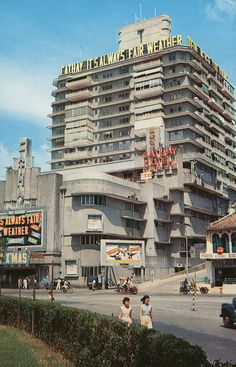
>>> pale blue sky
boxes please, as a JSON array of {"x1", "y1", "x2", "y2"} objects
[{"x1": 0, "y1": 0, "x2": 235, "y2": 177}]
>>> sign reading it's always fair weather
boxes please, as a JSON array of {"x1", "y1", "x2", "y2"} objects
[{"x1": 0, "y1": 210, "x2": 44, "y2": 247}]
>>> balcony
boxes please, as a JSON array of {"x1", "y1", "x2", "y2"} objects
[
  {"x1": 208, "y1": 98, "x2": 224, "y2": 114},
  {"x1": 191, "y1": 84, "x2": 209, "y2": 102},
  {"x1": 222, "y1": 85, "x2": 235, "y2": 101},
  {"x1": 190, "y1": 59, "x2": 202, "y2": 72},
  {"x1": 66, "y1": 89, "x2": 93, "y2": 102},
  {"x1": 64, "y1": 149, "x2": 94, "y2": 160},
  {"x1": 66, "y1": 77, "x2": 93, "y2": 90},
  {"x1": 194, "y1": 111, "x2": 210, "y2": 125},
  {"x1": 120, "y1": 209, "x2": 144, "y2": 221},
  {"x1": 133, "y1": 59, "x2": 163, "y2": 72},
  {"x1": 134, "y1": 85, "x2": 164, "y2": 100}
]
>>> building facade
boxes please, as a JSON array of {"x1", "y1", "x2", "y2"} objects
[
  {"x1": 202, "y1": 210, "x2": 236, "y2": 285},
  {"x1": 0, "y1": 138, "x2": 62, "y2": 287},
  {"x1": 0, "y1": 16, "x2": 236, "y2": 286}
]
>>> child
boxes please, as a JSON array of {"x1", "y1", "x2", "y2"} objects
[
  {"x1": 48, "y1": 291, "x2": 55, "y2": 302},
  {"x1": 118, "y1": 297, "x2": 132, "y2": 325},
  {"x1": 140, "y1": 295, "x2": 153, "y2": 329}
]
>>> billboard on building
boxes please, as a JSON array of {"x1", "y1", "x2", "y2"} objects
[
  {"x1": 0, "y1": 209, "x2": 45, "y2": 248},
  {"x1": 100, "y1": 239, "x2": 145, "y2": 267}
]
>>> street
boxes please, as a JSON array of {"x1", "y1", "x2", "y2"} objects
[{"x1": 2, "y1": 288, "x2": 236, "y2": 363}]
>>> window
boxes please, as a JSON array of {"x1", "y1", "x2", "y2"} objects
[
  {"x1": 103, "y1": 72, "x2": 113, "y2": 79},
  {"x1": 125, "y1": 219, "x2": 140, "y2": 230},
  {"x1": 119, "y1": 67, "x2": 129, "y2": 74},
  {"x1": 212, "y1": 233, "x2": 220, "y2": 253},
  {"x1": 80, "y1": 195, "x2": 106, "y2": 206},
  {"x1": 81, "y1": 266, "x2": 101, "y2": 277},
  {"x1": 231, "y1": 233, "x2": 236, "y2": 253},
  {"x1": 221, "y1": 233, "x2": 230, "y2": 253},
  {"x1": 169, "y1": 130, "x2": 183, "y2": 141},
  {"x1": 87, "y1": 214, "x2": 102, "y2": 231},
  {"x1": 80, "y1": 234, "x2": 101, "y2": 245}
]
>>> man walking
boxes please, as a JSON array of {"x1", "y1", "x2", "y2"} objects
[
  {"x1": 56, "y1": 278, "x2": 61, "y2": 290},
  {"x1": 23, "y1": 277, "x2": 28, "y2": 290}
]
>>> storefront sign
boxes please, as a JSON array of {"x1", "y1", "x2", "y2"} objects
[
  {"x1": 0, "y1": 209, "x2": 44, "y2": 247},
  {"x1": 143, "y1": 146, "x2": 177, "y2": 175},
  {"x1": 100, "y1": 239, "x2": 145, "y2": 267},
  {"x1": 187, "y1": 36, "x2": 227, "y2": 79},
  {"x1": 0, "y1": 250, "x2": 29, "y2": 265},
  {"x1": 200, "y1": 252, "x2": 236, "y2": 260},
  {"x1": 30, "y1": 252, "x2": 44, "y2": 263},
  {"x1": 61, "y1": 35, "x2": 183, "y2": 75}
]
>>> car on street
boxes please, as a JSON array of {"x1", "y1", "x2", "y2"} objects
[{"x1": 220, "y1": 296, "x2": 236, "y2": 328}]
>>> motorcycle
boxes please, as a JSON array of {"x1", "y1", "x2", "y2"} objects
[{"x1": 116, "y1": 285, "x2": 138, "y2": 294}]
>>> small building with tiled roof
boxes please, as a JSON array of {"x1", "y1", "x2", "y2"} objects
[{"x1": 201, "y1": 211, "x2": 236, "y2": 285}]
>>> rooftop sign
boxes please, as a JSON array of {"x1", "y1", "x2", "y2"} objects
[
  {"x1": 60, "y1": 35, "x2": 227, "y2": 81},
  {"x1": 61, "y1": 35, "x2": 183, "y2": 75}
]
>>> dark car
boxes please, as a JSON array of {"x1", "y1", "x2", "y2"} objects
[{"x1": 220, "y1": 297, "x2": 236, "y2": 328}]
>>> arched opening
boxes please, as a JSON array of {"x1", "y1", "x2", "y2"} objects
[
  {"x1": 212, "y1": 233, "x2": 220, "y2": 253},
  {"x1": 231, "y1": 232, "x2": 236, "y2": 253},
  {"x1": 221, "y1": 233, "x2": 230, "y2": 253}
]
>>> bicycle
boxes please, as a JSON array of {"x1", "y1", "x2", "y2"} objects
[{"x1": 61, "y1": 285, "x2": 73, "y2": 294}]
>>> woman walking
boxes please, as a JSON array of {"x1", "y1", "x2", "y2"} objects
[
  {"x1": 118, "y1": 297, "x2": 132, "y2": 325},
  {"x1": 140, "y1": 295, "x2": 153, "y2": 329}
]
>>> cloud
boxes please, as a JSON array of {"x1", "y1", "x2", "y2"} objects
[
  {"x1": 0, "y1": 57, "x2": 54, "y2": 125},
  {"x1": 0, "y1": 143, "x2": 50, "y2": 180},
  {"x1": 206, "y1": 0, "x2": 236, "y2": 20}
]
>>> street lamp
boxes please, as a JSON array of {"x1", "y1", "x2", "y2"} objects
[{"x1": 176, "y1": 222, "x2": 191, "y2": 282}]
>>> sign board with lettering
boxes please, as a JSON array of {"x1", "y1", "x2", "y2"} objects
[
  {"x1": 200, "y1": 252, "x2": 236, "y2": 260},
  {"x1": 0, "y1": 250, "x2": 29, "y2": 266},
  {"x1": 0, "y1": 209, "x2": 45, "y2": 248},
  {"x1": 61, "y1": 35, "x2": 183, "y2": 75},
  {"x1": 143, "y1": 146, "x2": 177, "y2": 177}
]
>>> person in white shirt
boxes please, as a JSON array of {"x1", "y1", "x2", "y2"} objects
[{"x1": 118, "y1": 297, "x2": 132, "y2": 325}]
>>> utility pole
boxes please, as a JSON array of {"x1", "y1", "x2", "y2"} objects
[{"x1": 51, "y1": 260, "x2": 54, "y2": 303}]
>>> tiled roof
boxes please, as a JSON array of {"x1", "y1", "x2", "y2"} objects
[{"x1": 208, "y1": 212, "x2": 236, "y2": 230}]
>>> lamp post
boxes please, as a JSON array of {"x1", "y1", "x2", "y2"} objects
[{"x1": 176, "y1": 222, "x2": 191, "y2": 282}]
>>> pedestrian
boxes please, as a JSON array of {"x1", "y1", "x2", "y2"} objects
[
  {"x1": 92, "y1": 278, "x2": 96, "y2": 291},
  {"x1": 118, "y1": 297, "x2": 132, "y2": 325},
  {"x1": 23, "y1": 277, "x2": 28, "y2": 290},
  {"x1": 18, "y1": 277, "x2": 22, "y2": 289},
  {"x1": 56, "y1": 278, "x2": 61, "y2": 290},
  {"x1": 140, "y1": 295, "x2": 153, "y2": 329},
  {"x1": 48, "y1": 291, "x2": 55, "y2": 302},
  {"x1": 150, "y1": 270, "x2": 154, "y2": 282}
]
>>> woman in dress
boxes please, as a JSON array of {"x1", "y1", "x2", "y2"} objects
[
  {"x1": 140, "y1": 295, "x2": 153, "y2": 329},
  {"x1": 118, "y1": 297, "x2": 132, "y2": 325}
]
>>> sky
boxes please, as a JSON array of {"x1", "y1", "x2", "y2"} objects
[{"x1": 0, "y1": 0, "x2": 235, "y2": 178}]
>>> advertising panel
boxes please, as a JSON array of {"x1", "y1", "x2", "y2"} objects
[
  {"x1": 0, "y1": 250, "x2": 29, "y2": 266},
  {"x1": 0, "y1": 209, "x2": 45, "y2": 248},
  {"x1": 200, "y1": 252, "x2": 236, "y2": 260},
  {"x1": 100, "y1": 239, "x2": 145, "y2": 267}
]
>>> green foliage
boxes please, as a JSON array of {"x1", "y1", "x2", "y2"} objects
[{"x1": 0, "y1": 296, "x2": 234, "y2": 367}]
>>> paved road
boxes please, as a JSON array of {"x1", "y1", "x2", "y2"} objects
[{"x1": 2, "y1": 288, "x2": 236, "y2": 363}]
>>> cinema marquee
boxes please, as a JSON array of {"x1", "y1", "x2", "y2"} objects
[{"x1": 0, "y1": 209, "x2": 45, "y2": 247}]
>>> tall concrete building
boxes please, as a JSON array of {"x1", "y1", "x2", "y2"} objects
[{"x1": 46, "y1": 15, "x2": 236, "y2": 280}]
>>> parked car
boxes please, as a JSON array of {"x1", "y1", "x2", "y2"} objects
[{"x1": 220, "y1": 297, "x2": 236, "y2": 328}]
